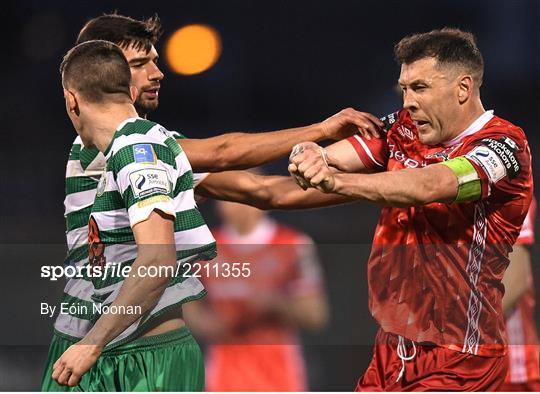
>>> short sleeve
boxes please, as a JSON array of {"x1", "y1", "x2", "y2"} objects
[
  {"x1": 111, "y1": 143, "x2": 177, "y2": 227},
  {"x1": 461, "y1": 134, "x2": 531, "y2": 200},
  {"x1": 346, "y1": 134, "x2": 389, "y2": 172}
]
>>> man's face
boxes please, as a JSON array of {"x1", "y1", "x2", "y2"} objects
[
  {"x1": 398, "y1": 57, "x2": 461, "y2": 145},
  {"x1": 122, "y1": 44, "x2": 164, "y2": 117}
]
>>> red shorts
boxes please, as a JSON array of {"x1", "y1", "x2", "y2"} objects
[{"x1": 356, "y1": 329, "x2": 508, "y2": 391}]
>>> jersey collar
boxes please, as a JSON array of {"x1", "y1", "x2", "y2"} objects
[
  {"x1": 103, "y1": 117, "x2": 143, "y2": 158},
  {"x1": 443, "y1": 110, "x2": 494, "y2": 147}
]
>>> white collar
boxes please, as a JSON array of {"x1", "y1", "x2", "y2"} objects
[
  {"x1": 221, "y1": 217, "x2": 277, "y2": 245},
  {"x1": 443, "y1": 110, "x2": 494, "y2": 147}
]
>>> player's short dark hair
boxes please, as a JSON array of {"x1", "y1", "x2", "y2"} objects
[
  {"x1": 76, "y1": 13, "x2": 163, "y2": 53},
  {"x1": 394, "y1": 28, "x2": 484, "y2": 85},
  {"x1": 60, "y1": 40, "x2": 132, "y2": 103}
]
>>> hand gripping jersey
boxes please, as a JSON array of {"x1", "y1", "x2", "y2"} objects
[
  {"x1": 55, "y1": 118, "x2": 215, "y2": 346},
  {"x1": 346, "y1": 109, "x2": 533, "y2": 356},
  {"x1": 504, "y1": 198, "x2": 540, "y2": 388}
]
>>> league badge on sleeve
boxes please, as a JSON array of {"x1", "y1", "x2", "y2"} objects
[{"x1": 133, "y1": 144, "x2": 156, "y2": 164}]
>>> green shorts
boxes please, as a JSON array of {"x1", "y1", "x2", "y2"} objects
[{"x1": 41, "y1": 327, "x2": 204, "y2": 392}]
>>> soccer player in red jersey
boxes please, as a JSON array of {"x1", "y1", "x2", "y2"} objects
[
  {"x1": 285, "y1": 28, "x2": 533, "y2": 391},
  {"x1": 184, "y1": 200, "x2": 328, "y2": 391},
  {"x1": 500, "y1": 199, "x2": 540, "y2": 391},
  {"x1": 188, "y1": 28, "x2": 533, "y2": 390}
]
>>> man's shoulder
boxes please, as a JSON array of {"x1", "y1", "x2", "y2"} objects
[{"x1": 469, "y1": 115, "x2": 527, "y2": 144}]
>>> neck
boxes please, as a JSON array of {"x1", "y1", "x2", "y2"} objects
[
  {"x1": 81, "y1": 103, "x2": 139, "y2": 153},
  {"x1": 451, "y1": 96, "x2": 485, "y2": 139}
]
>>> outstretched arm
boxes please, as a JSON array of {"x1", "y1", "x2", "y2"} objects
[
  {"x1": 289, "y1": 143, "x2": 459, "y2": 207},
  {"x1": 179, "y1": 108, "x2": 383, "y2": 172},
  {"x1": 195, "y1": 171, "x2": 354, "y2": 210},
  {"x1": 194, "y1": 136, "x2": 367, "y2": 209}
]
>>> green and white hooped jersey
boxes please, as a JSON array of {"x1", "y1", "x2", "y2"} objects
[{"x1": 55, "y1": 120, "x2": 214, "y2": 347}]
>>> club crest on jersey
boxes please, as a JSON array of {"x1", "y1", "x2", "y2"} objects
[
  {"x1": 96, "y1": 172, "x2": 107, "y2": 197},
  {"x1": 133, "y1": 144, "x2": 156, "y2": 164}
]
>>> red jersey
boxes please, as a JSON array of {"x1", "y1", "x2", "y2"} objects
[
  {"x1": 203, "y1": 218, "x2": 323, "y2": 391},
  {"x1": 504, "y1": 198, "x2": 540, "y2": 387},
  {"x1": 347, "y1": 109, "x2": 533, "y2": 357}
]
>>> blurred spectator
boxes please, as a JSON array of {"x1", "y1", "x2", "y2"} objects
[
  {"x1": 501, "y1": 199, "x2": 540, "y2": 391},
  {"x1": 184, "y1": 200, "x2": 329, "y2": 391}
]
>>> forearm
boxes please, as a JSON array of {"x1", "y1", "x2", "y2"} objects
[
  {"x1": 196, "y1": 172, "x2": 354, "y2": 210},
  {"x1": 180, "y1": 124, "x2": 325, "y2": 172},
  {"x1": 81, "y1": 254, "x2": 175, "y2": 347},
  {"x1": 332, "y1": 165, "x2": 458, "y2": 207}
]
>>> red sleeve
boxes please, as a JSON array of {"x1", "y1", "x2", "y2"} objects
[
  {"x1": 460, "y1": 128, "x2": 532, "y2": 201},
  {"x1": 516, "y1": 198, "x2": 536, "y2": 245},
  {"x1": 346, "y1": 134, "x2": 388, "y2": 172}
]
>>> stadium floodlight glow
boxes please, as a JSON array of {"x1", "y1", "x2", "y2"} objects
[{"x1": 165, "y1": 24, "x2": 222, "y2": 76}]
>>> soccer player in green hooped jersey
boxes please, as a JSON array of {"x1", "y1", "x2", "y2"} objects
[
  {"x1": 43, "y1": 13, "x2": 381, "y2": 391},
  {"x1": 50, "y1": 40, "x2": 218, "y2": 390}
]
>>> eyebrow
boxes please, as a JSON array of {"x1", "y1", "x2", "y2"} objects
[
  {"x1": 128, "y1": 54, "x2": 159, "y2": 64},
  {"x1": 398, "y1": 79, "x2": 429, "y2": 87}
]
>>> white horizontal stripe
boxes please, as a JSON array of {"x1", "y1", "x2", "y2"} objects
[
  {"x1": 64, "y1": 189, "x2": 96, "y2": 215},
  {"x1": 54, "y1": 313, "x2": 91, "y2": 339},
  {"x1": 103, "y1": 171, "x2": 119, "y2": 192},
  {"x1": 174, "y1": 224, "x2": 216, "y2": 250},
  {"x1": 66, "y1": 226, "x2": 88, "y2": 249},
  {"x1": 111, "y1": 130, "x2": 168, "y2": 154},
  {"x1": 66, "y1": 160, "x2": 85, "y2": 178},
  {"x1": 173, "y1": 188, "x2": 197, "y2": 213},
  {"x1": 64, "y1": 277, "x2": 95, "y2": 303},
  {"x1": 128, "y1": 200, "x2": 176, "y2": 228},
  {"x1": 108, "y1": 277, "x2": 204, "y2": 345},
  {"x1": 91, "y1": 208, "x2": 130, "y2": 231}
]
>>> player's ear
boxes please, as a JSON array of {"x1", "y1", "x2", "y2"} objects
[
  {"x1": 64, "y1": 89, "x2": 80, "y2": 116},
  {"x1": 129, "y1": 85, "x2": 138, "y2": 103},
  {"x1": 457, "y1": 74, "x2": 473, "y2": 104}
]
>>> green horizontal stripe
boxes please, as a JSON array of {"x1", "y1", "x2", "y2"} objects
[
  {"x1": 174, "y1": 170, "x2": 193, "y2": 195},
  {"x1": 66, "y1": 244, "x2": 89, "y2": 263},
  {"x1": 65, "y1": 176, "x2": 99, "y2": 195},
  {"x1": 60, "y1": 293, "x2": 95, "y2": 321},
  {"x1": 119, "y1": 119, "x2": 156, "y2": 136},
  {"x1": 173, "y1": 208, "x2": 207, "y2": 232},
  {"x1": 80, "y1": 147, "x2": 101, "y2": 170},
  {"x1": 92, "y1": 190, "x2": 125, "y2": 213},
  {"x1": 66, "y1": 205, "x2": 92, "y2": 231},
  {"x1": 165, "y1": 135, "x2": 184, "y2": 156}
]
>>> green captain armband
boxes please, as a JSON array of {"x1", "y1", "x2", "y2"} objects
[{"x1": 441, "y1": 157, "x2": 482, "y2": 203}]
